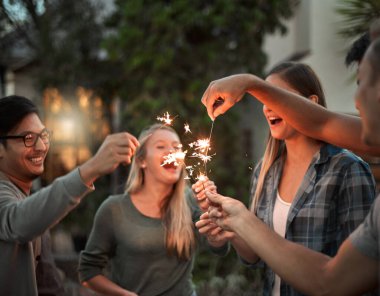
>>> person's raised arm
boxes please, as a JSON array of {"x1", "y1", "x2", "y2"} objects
[
  {"x1": 207, "y1": 191, "x2": 377, "y2": 296},
  {"x1": 79, "y1": 132, "x2": 139, "y2": 186},
  {"x1": 202, "y1": 74, "x2": 380, "y2": 156}
]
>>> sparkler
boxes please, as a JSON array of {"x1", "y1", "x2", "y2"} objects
[
  {"x1": 157, "y1": 111, "x2": 176, "y2": 125},
  {"x1": 156, "y1": 111, "x2": 216, "y2": 189}
]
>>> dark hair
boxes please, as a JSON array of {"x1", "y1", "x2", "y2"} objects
[
  {"x1": 0, "y1": 96, "x2": 39, "y2": 144},
  {"x1": 267, "y1": 61, "x2": 327, "y2": 108},
  {"x1": 345, "y1": 32, "x2": 370, "y2": 68},
  {"x1": 367, "y1": 38, "x2": 380, "y2": 85}
]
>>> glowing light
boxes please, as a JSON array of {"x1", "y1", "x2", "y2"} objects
[
  {"x1": 184, "y1": 123, "x2": 191, "y2": 134},
  {"x1": 157, "y1": 111, "x2": 175, "y2": 125},
  {"x1": 161, "y1": 150, "x2": 187, "y2": 167},
  {"x1": 155, "y1": 113, "x2": 216, "y2": 184},
  {"x1": 196, "y1": 173, "x2": 207, "y2": 182}
]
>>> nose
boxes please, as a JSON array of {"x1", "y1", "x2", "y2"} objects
[
  {"x1": 263, "y1": 104, "x2": 271, "y2": 112},
  {"x1": 34, "y1": 136, "x2": 48, "y2": 150}
]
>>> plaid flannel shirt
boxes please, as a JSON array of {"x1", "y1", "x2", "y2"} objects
[{"x1": 249, "y1": 144, "x2": 376, "y2": 296}]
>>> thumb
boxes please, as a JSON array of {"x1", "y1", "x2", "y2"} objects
[{"x1": 205, "y1": 191, "x2": 221, "y2": 205}]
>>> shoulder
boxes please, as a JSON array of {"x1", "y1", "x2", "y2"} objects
[
  {"x1": 96, "y1": 194, "x2": 127, "y2": 215},
  {"x1": 323, "y1": 144, "x2": 370, "y2": 170},
  {"x1": 0, "y1": 179, "x2": 24, "y2": 201}
]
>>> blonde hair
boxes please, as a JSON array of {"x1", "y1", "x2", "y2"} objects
[
  {"x1": 125, "y1": 124, "x2": 195, "y2": 260},
  {"x1": 251, "y1": 62, "x2": 327, "y2": 212}
]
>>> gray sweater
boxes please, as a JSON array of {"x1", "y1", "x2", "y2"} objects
[
  {"x1": 79, "y1": 193, "x2": 228, "y2": 296},
  {"x1": 0, "y1": 169, "x2": 93, "y2": 296}
]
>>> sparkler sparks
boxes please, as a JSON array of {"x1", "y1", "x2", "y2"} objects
[
  {"x1": 161, "y1": 150, "x2": 187, "y2": 167},
  {"x1": 184, "y1": 123, "x2": 191, "y2": 134},
  {"x1": 157, "y1": 111, "x2": 175, "y2": 125},
  {"x1": 156, "y1": 111, "x2": 216, "y2": 184}
]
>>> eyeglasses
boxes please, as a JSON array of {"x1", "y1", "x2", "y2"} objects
[{"x1": 0, "y1": 129, "x2": 52, "y2": 147}]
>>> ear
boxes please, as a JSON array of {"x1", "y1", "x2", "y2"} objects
[
  {"x1": 140, "y1": 161, "x2": 147, "y2": 169},
  {"x1": 0, "y1": 144, "x2": 5, "y2": 159},
  {"x1": 309, "y1": 95, "x2": 319, "y2": 104}
]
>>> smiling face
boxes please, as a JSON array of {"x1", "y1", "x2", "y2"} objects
[
  {"x1": 140, "y1": 128, "x2": 184, "y2": 186},
  {"x1": 0, "y1": 113, "x2": 50, "y2": 189},
  {"x1": 264, "y1": 74, "x2": 300, "y2": 140}
]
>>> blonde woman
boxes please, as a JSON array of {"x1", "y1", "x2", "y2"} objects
[
  {"x1": 78, "y1": 124, "x2": 227, "y2": 296},
  {"x1": 196, "y1": 62, "x2": 376, "y2": 296}
]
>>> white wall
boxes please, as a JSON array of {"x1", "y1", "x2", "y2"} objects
[{"x1": 264, "y1": 0, "x2": 358, "y2": 114}]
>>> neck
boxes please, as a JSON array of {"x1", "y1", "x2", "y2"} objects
[
  {"x1": 135, "y1": 176, "x2": 173, "y2": 205},
  {"x1": 284, "y1": 136, "x2": 322, "y2": 165},
  {"x1": 7, "y1": 174, "x2": 32, "y2": 195}
]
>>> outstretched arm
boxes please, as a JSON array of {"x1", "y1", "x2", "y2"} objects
[
  {"x1": 202, "y1": 74, "x2": 380, "y2": 156},
  {"x1": 79, "y1": 132, "x2": 139, "y2": 186},
  {"x1": 206, "y1": 191, "x2": 378, "y2": 296}
]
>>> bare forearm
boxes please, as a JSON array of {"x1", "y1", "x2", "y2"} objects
[
  {"x1": 232, "y1": 211, "x2": 331, "y2": 295},
  {"x1": 231, "y1": 235, "x2": 260, "y2": 264},
  {"x1": 232, "y1": 212, "x2": 378, "y2": 296},
  {"x1": 243, "y1": 74, "x2": 380, "y2": 155}
]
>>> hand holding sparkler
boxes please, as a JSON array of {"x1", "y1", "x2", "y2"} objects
[
  {"x1": 192, "y1": 176, "x2": 217, "y2": 212},
  {"x1": 201, "y1": 74, "x2": 253, "y2": 120},
  {"x1": 195, "y1": 211, "x2": 234, "y2": 247}
]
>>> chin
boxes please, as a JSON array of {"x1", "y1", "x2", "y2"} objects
[{"x1": 362, "y1": 133, "x2": 380, "y2": 146}]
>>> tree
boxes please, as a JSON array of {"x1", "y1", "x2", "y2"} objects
[
  {"x1": 0, "y1": 0, "x2": 108, "y2": 91},
  {"x1": 336, "y1": 0, "x2": 380, "y2": 39}
]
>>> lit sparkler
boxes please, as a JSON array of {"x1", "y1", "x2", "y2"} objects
[
  {"x1": 157, "y1": 111, "x2": 175, "y2": 125},
  {"x1": 184, "y1": 123, "x2": 191, "y2": 134},
  {"x1": 161, "y1": 150, "x2": 187, "y2": 167},
  {"x1": 155, "y1": 112, "x2": 216, "y2": 186}
]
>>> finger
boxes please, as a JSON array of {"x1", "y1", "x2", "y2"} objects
[
  {"x1": 200, "y1": 212, "x2": 210, "y2": 219},
  {"x1": 208, "y1": 207, "x2": 222, "y2": 219},
  {"x1": 213, "y1": 98, "x2": 234, "y2": 118},
  {"x1": 201, "y1": 84, "x2": 217, "y2": 121},
  {"x1": 205, "y1": 191, "x2": 223, "y2": 206},
  {"x1": 195, "y1": 219, "x2": 209, "y2": 228},
  {"x1": 210, "y1": 226, "x2": 223, "y2": 236}
]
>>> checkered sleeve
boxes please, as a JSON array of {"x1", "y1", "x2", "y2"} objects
[{"x1": 337, "y1": 160, "x2": 376, "y2": 241}]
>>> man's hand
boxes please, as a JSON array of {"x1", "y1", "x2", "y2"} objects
[
  {"x1": 195, "y1": 212, "x2": 234, "y2": 247},
  {"x1": 206, "y1": 191, "x2": 249, "y2": 232},
  {"x1": 79, "y1": 132, "x2": 139, "y2": 185}
]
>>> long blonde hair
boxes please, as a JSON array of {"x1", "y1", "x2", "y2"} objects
[
  {"x1": 251, "y1": 62, "x2": 327, "y2": 212},
  {"x1": 125, "y1": 124, "x2": 195, "y2": 260}
]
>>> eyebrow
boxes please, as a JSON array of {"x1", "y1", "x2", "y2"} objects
[
  {"x1": 153, "y1": 139, "x2": 181, "y2": 145},
  {"x1": 15, "y1": 128, "x2": 47, "y2": 135}
]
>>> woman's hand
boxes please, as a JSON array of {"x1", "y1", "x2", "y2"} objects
[{"x1": 192, "y1": 176, "x2": 217, "y2": 212}]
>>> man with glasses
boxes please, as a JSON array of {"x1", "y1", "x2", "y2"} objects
[{"x1": 0, "y1": 95, "x2": 139, "y2": 296}]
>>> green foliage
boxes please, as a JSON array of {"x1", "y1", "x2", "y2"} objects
[
  {"x1": 1, "y1": 0, "x2": 107, "y2": 90},
  {"x1": 336, "y1": 0, "x2": 380, "y2": 38}
]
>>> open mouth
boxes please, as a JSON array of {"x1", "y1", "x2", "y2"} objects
[
  {"x1": 269, "y1": 117, "x2": 283, "y2": 125},
  {"x1": 29, "y1": 155, "x2": 45, "y2": 164},
  {"x1": 161, "y1": 162, "x2": 178, "y2": 169}
]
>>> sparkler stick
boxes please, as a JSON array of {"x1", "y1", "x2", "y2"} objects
[{"x1": 156, "y1": 111, "x2": 215, "y2": 192}]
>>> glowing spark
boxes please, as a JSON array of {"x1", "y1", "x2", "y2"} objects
[
  {"x1": 190, "y1": 152, "x2": 213, "y2": 163},
  {"x1": 196, "y1": 173, "x2": 207, "y2": 182},
  {"x1": 157, "y1": 111, "x2": 174, "y2": 125},
  {"x1": 184, "y1": 123, "x2": 191, "y2": 134},
  {"x1": 186, "y1": 166, "x2": 194, "y2": 176},
  {"x1": 189, "y1": 138, "x2": 210, "y2": 153},
  {"x1": 161, "y1": 150, "x2": 187, "y2": 167}
]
